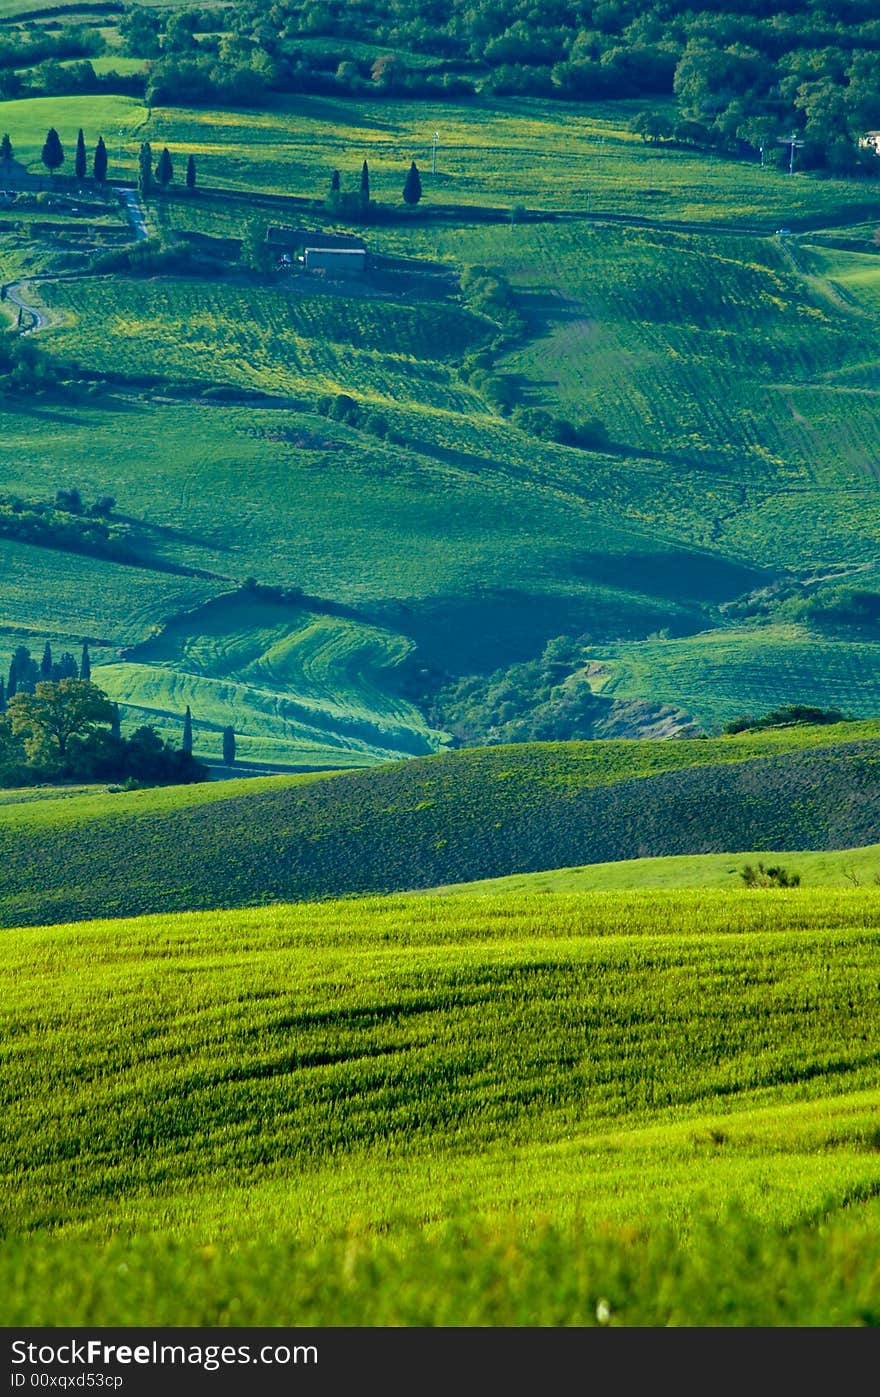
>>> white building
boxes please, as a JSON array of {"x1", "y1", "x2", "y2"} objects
[{"x1": 302, "y1": 247, "x2": 367, "y2": 276}]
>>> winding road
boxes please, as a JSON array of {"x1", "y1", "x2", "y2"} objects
[
  {"x1": 2, "y1": 184, "x2": 148, "y2": 334},
  {"x1": 3, "y1": 280, "x2": 49, "y2": 332}
]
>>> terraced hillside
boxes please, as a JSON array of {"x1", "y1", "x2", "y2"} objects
[
  {"x1": 3, "y1": 725, "x2": 880, "y2": 926},
  {"x1": 4, "y1": 886, "x2": 880, "y2": 1325}
]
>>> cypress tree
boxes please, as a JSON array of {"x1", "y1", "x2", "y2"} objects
[
  {"x1": 138, "y1": 140, "x2": 153, "y2": 196},
  {"x1": 182, "y1": 704, "x2": 193, "y2": 755},
  {"x1": 93, "y1": 135, "x2": 107, "y2": 184},
  {"x1": 403, "y1": 160, "x2": 422, "y2": 206},
  {"x1": 10, "y1": 644, "x2": 35, "y2": 694},
  {"x1": 41, "y1": 641, "x2": 53, "y2": 679},
  {"x1": 41, "y1": 127, "x2": 64, "y2": 174},
  {"x1": 330, "y1": 168, "x2": 340, "y2": 192},
  {"x1": 185, "y1": 153, "x2": 196, "y2": 191},
  {"x1": 222, "y1": 725, "x2": 236, "y2": 765},
  {"x1": 80, "y1": 641, "x2": 91, "y2": 681},
  {"x1": 360, "y1": 159, "x2": 370, "y2": 205},
  {"x1": 0, "y1": 676, "x2": 5, "y2": 712},
  {"x1": 155, "y1": 146, "x2": 174, "y2": 189},
  {"x1": 0, "y1": 134, "x2": 12, "y2": 161},
  {"x1": 75, "y1": 127, "x2": 87, "y2": 182}
]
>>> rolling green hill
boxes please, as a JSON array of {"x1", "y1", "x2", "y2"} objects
[
  {"x1": 4, "y1": 93, "x2": 880, "y2": 759},
  {"x1": 432, "y1": 842, "x2": 880, "y2": 894},
  {"x1": 3, "y1": 885, "x2": 880, "y2": 1325},
  {"x1": 1, "y1": 92, "x2": 880, "y2": 759},
  {"x1": 3, "y1": 725, "x2": 880, "y2": 926}
]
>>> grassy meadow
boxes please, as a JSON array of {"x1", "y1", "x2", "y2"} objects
[
  {"x1": 434, "y1": 842, "x2": 880, "y2": 894},
  {"x1": 136, "y1": 94, "x2": 880, "y2": 225},
  {"x1": 1, "y1": 90, "x2": 879, "y2": 750},
  {"x1": 3, "y1": 72, "x2": 880, "y2": 1331},
  {"x1": 590, "y1": 624, "x2": 880, "y2": 731},
  {"x1": 3, "y1": 886, "x2": 880, "y2": 1324},
  {"x1": 3, "y1": 726, "x2": 880, "y2": 925}
]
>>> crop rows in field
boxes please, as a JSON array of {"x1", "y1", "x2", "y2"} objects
[
  {"x1": 43, "y1": 277, "x2": 490, "y2": 414},
  {"x1": 0, "y1": 393, "x2": 730, "y2": 734},
  {"x1": 434, "y1": 223, "x2": 880, "y2": 488},
  {"x1": 593, "y1": 624, "x2": 880, "y2": 729},
  {"x1": 92, "y1": 592, "x2": 448, "y2": 766},
  {"x1": 2, "y1": 372, "x2": 752, "y2": 621},
  {"x1": 0, "y1": 538, "x2": 222, "y2": 652},
  {"x1": 3, "y1": 730, "x2": 880, "y2": 924}
]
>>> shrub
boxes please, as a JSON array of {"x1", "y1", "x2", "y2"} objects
[{"x1": 740, "y1": 862, "x2": 801, "y2": 888}]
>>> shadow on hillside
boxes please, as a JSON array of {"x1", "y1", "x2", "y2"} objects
[
  {"x1": 568, "y1": 549, "x2": 772, "y2": 604},
  {"x1": 367, "y1": 587, "x2": 707, "y2": 677},
  {"x1": 514, "y1": 288, "x2": 591, "y2": 339},
  {"x1": 272, "y1": 92, "x2": 395, "y2": 132},
  {"x1": 112, "y1": 513, "x2": 232, "y2": 555}
]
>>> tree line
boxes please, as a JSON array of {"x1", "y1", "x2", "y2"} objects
[
  {"x1": 0, "y1": 643, "x2": 239, "y2": 786},
  {"x1": 3, "y1": 3, "x2": 880, "y2": 170},
  {"x1": 98, "y1": 0, "x2": 880, "y2": 172},
  {"x1": 4, "y1": 128, "x2": 199, "y2": 194}
]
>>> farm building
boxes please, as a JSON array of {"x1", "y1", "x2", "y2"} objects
[
  {"x1": 303, "y1": 246, "x2": 367, "y2": 276},
  {"x1": 267, "y1": 226, "x2": 365, "y2": 254},
  {"x1": 858, "y1": 131, "x2": 880, "y2": 154}
]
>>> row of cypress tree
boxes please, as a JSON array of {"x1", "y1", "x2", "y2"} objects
[
  {"x1": 0, "y1": 640, "x2": 91, "y2": 709},
  {"x1": 181, "y1": 704, "x2": 236, "y2": 766},
  {"x1": 1, "y1": 661, "x2": 236, "y2": 767},
  {"x1": 328, "y1": 158, "x2": 423, "y2": 206},
  {"x1": 137, "y1": 140, "x2": 197, "y2": 194},
  {"x1": 2, "y1": 128, "x2": 199, "y2": 193}
]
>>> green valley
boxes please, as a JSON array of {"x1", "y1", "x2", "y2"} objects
[{"x1": 3, "y1": 0, "x2": 880, "y2": 1333}]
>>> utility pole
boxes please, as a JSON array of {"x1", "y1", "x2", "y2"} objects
[
  {"x1": 432, "y1": 130, "x2": 439, "y2": 174},
  {"x1": 778, "y1": 132, "x2": 804, "y2": 175},
  {"x1": 117, "y1": 126, "x2": 125, "y2": 174}
]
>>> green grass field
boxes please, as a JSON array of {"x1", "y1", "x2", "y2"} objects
[
  {"x1": 0, "y1": 90, "x2": 875, "y2": 226},
  {"x1": 589, "y1": 624, "x2": 880, "y2": 730},
  {"x1": 3, "y1": 91, "x2": 880, "y2": 755},
  {"x1": 93, "y1": 591, "x2": 450, "y2": 766},
  {"x1": 3, "y1": 885, "x2": 880, "y2": 1324},
  {"x1": 0, "y1": 95, "x2": 148, "y2": 171},
  {"x1": 139, "y1": 94, "x2": 880, "y2": 225},
  {"x1": 4, "y1": 78, "x2": 880, "y2": 1330},
  {"x1": 3, "y1": 726, "x2": 880, "y2": 925},
  {"x1": 0, "y1": 535, "x2": 223, "y2": 649},
  {"x1": 433, "y1": 841, "x2": 880, "y2": 893}
]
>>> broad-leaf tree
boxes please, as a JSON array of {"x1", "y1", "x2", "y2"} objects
[{"x1": 9, "y1": 679, "x2": 115, "y2": 763}]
